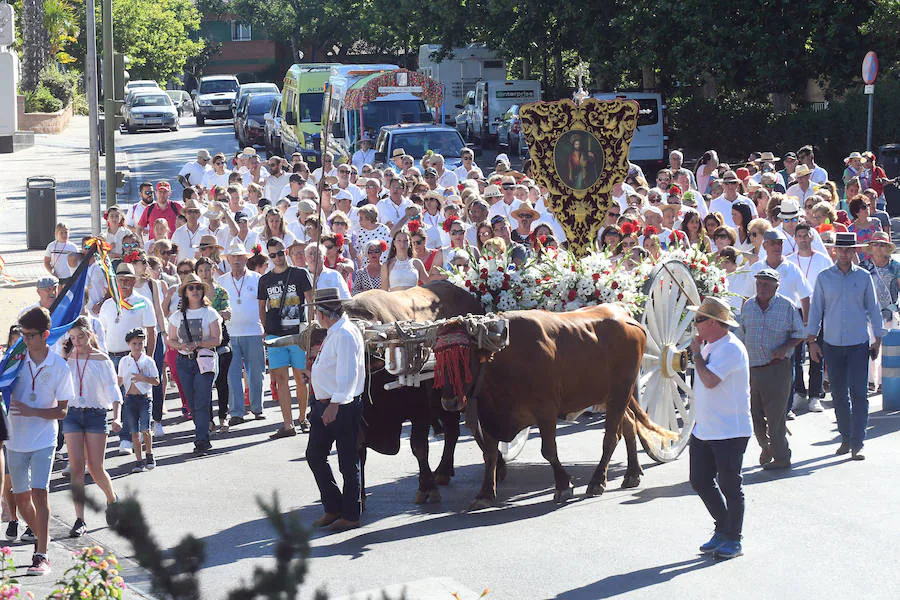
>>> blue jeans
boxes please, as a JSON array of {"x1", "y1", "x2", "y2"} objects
[
  {"x1": 176, "y1": 354, "x2": 213, "y2": 443},
  {"x1": 228, "y1": 335, "x2": 265, "y2": 417},
  {"x1": 306, "y1": 396, "x2": 362, "y2": 521},
  {"x1": 152, "y1": 335, "x2": 166, "y2": 422},
  {"x1": 109, "y1": 354, "x2": 131, "y2": 444},
  {"x1": 689, "y1": 435, "x2": 749, "y2": 541},
  {"x1": 822, "y1": 342, "x2": 869, "y2": 450}
]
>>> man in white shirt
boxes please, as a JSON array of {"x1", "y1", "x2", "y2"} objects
[
  {"x1": 432, "y1": 154, "x2": 459, "y2": 189},
  {"x1": 8, "y1": 307, "x2": 74, "y2": 575},
  {"x1": 169, "y1": 199, "x2": 211, "y2": 262},
  {"x1": 242, "y1": 152, "x2": 270, "y2": 188},
  {"x1": 487, "y1": 176, "x2": 523, "y2": 220},
  {"x1": 217, "y1": 240, "x2": 266, "y2": 424},
  {"x1": 454, "y1": 147, "x2": 477, "y2": 182},
  {"x1": 708, "y1": 171, "x2": 757, "y2": 227},
  {"x1": 388, "y1": 148, "x2": 405, "y2": 174},
  {"x1": 797, "y1": 145, "x2": 829, "y2": 184},
  {"x1": 305, "y1": 287, "x2": 366, "y2": 531},
  {"x1": 784, "y1": 164, "x2": 818, "y2": 205},
  {"x1": 177, "y1": 149, "x2": 212, "y2": 189},
  {"x1": 335, "y1": 163, "x2": 363, "y2": 204},
  {"x1": 750, "y1": 230, "x2": 812, "y2": 316},
  {"x1": 201, "y1": 153, "x2": 232, "y2": 190},
  {"x1": 332, "y1": 191, "x2": 360, "y2": 232},
  {"x1": 263, "y1": 156, "x2": 291, "y2": 201},
  {"x1": 305, "y1": 243, "x2": 350, "y2": 299},
  {"x1": 125, "y1": 182, "x2": 154, "y2": 236},
  {"x1": 310, "y1": 152, "x2": 338, "y2": 185},
  {"x1": 771, "y1": 198, "x2": 829, "y2": 257},
  {"x1": 687, "y1": 297, "x2": 752, "y2": 560},
  {"x1": 98, "y1": 263, "x2": 157, "y2": 455},
  {"x1": 351, "y1": 135, "x2": 375, "y2": 172},
  {"x1": 376, "y1": 179, "x2": 414, "y2": 228}
]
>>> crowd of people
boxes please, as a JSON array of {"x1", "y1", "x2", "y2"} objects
[{"x1": 4, "y1": 139, "x2": 896, "y2": 571}]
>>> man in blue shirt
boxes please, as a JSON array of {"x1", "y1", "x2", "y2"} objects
[{"x1": 807, "y1": 232, "x2": 884, "y2": 460}]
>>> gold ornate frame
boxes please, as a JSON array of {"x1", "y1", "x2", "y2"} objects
[{"x1": 520, "y1": 99, "x2": 639, "y2": 256}]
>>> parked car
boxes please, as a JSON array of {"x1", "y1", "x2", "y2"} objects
[
  {"x1": 124, "y1": 80, "x2": 160, "y2": 95},
  {"x1": 455, "y1": 90, "x2": 475, "y2": 140},
  {"x1": 166, "y1": 90, "x2": 193, "y2": 116},
  {"x1": 232, "y1": 94, "x2": 251, "y2": 139},
  {"x1": 264, "y1": 96, "x2": 282, "y2": 156},
  {"x1": 496, "y1": 104, "x2": 528, "y2": 156},
  {"x1": 232, "y1": 82, "x2": 280, "y2": 112},
  {"x1": 373, "y1": 123, "x2": 477, "y2": 172},
  {"x1": 234, "y1": 92, "x2": 280, "y2": 148},
  {"x1": 193, "y1": 75, "x2": 240, "y2": 126},
  {"x1": 124, "y1": 91, "x2": 179, "y2": 133}
]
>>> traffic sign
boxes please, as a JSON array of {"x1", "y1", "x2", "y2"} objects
[{"x1": 863, "y1": 51, "x2": 879, "y2": 85}]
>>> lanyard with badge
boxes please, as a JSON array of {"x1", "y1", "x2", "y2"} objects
[
  {"x1": 231, "y1": 273, "x2": 246, "y2": 305},
  {"x1": 26, "y1": 362, "x2": 45, "y2": 403},
  {"x1": 75, "y1": 353, "x2": 90, "y2": 403}
]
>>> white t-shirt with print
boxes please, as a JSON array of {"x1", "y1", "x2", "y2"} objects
[{"x1": 168, "y1": 306, "x2": 222, "y2": 354}]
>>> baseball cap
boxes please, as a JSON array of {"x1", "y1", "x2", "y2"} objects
[
  {"x1": 125, "y1": 328, "x2": 146, "y2": 343},
  {"x1": 156, "y1": 181, "x2": 171, "y2": 191},
  {"x1": 197, "y1": 149, "x2": 211, "y2": 160},
  {"x1": 234, "y1": 211, "x2": 249, "y2": 222},
  {"x1": 755, "y1": 268, "x2": 780, "y2": 282},
  {"x1": 763, "y1": 229, "x2": 786, "y2": 242},
  {"x1": 36, "y1": 276, "x2": 59, "y2": 289}
]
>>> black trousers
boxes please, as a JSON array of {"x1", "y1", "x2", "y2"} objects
[
  {"x1": 213, "y1": 350, "x2": 232, "y2": 423},
  {"x1": 306, "y1": 396, "x2": 362, "y2": 521},
  {"x1": 689, "y1": 435, "x2": 749, "y2": 541}
]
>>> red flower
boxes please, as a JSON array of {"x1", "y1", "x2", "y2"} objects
[
  {"x1": 617, "y1": 292, "x2": 624, "y2": 300},
  {"x1": 539, "y1": 235, "x2": 548, "y2": 245},
  {"x1": 379, "y1": 240, "x2": 389, "y2": 252},
  {"x1": 592, "y1": 273, "x2": 600, "y2": 281},
  {"x1": 442, "y1": 215, "x2": 460, "y2": 233},
  {"x1": 611, "y1": 281, "x2": 619, "y2": 289},
  {"x1": 673, "y1": 230, "x2": 686, "y2": 241},
  {"x1": 544, "y1": 290, "x2": 552, "y2": 296},
  {"x1": 643, "y1": 226, "x2": 659, "y2": 237},
  {"x1": 817, "y1": 223, "x2": 835, "y2": 233},
  {"x1": 479, "y1": 283, "x2": 487, "y2": 292},
  {"x1": 621, "y1": 221, "x2": 638, "y2": 236},
  {"x1": 594, "y1": 289, "x2": 601, "y2": 298},
  {"x1": 123, "y1": 250, "x2": 142, "y2": 263},
  {"x1": 334, "y1": 233, "x2": 345, "y2": 248},
  {"x1": 720, "y1": 276, "x2": 726, "y2": 284},
  {"x1": 567, "y1": 289, "x2": 577, "y2": 301},
  {"x1": 713, "y1": 286, "x2": 720, "y2": 294},
  {"x1": 252, "y1": 243, "x2": 263, "y2": 255},
  {"x1": 668, "y1": 184, "x2": 683, "y2": 196}
]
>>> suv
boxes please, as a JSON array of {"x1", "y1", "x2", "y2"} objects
[
  {"x1": 373, "y1": 123, "x2": 474, "y2": 172},
  {"x1": 193, "y1": 75, "x2": 240, "y2": 126}
]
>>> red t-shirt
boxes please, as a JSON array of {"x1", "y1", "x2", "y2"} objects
[{"x1": 138, "y1": 201, "x2": 183, "y2": 239}]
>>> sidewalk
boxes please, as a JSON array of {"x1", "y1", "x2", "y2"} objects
[{"x1": 0, "y1": 115, "x2": 130, "y2": 285}]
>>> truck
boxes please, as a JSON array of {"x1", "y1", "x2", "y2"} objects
[
  {"x1": 279, "y1": 63, "x2": 339, "y2": 166},
  {"x1": 463, "y1": 79, "x2": 541, "y2": 146},
  {"x1": 417, "y1": 44, "x2": 506, "y2": 125},
  {"x1": 324, "y1": 65, "x2": 444, "y2": 162},
  {"x1": 592, "y1": 92, "x2": 668, "y2": 171}
]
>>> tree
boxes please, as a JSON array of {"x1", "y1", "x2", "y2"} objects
[
  {"x1": 21, "y1": 0, "x2": 49, "y2": 91},
  {"x1": 106, "y1": 0, "x2": 204, "y2": 83},
  {"x1": 43, "y1": 0, "x2": 80, "y2": 64}
]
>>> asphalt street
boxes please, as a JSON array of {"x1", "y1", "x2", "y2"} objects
[{"x1": 4, "y1": 116, "x2": 900, "y2": 599}]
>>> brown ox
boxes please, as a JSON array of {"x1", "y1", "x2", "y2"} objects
[
  {"x1": 437, "y1": 304, "x2": 676, "y2": 508},
  {"x1": 340, "y1": 281, "x2": 484, "y2": 505}
]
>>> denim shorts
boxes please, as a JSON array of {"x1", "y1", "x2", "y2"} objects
[
  {"x1": 62, "y1": 407, "x2": 109, "y2": 435},
  {"x1": 123, "y1": 394, "x2": 152, "y2": 434},
  {"x1": 7, "y1": 446, "x2": 55, "y2": 494},
  {"x1": 265, "y1": 335, "x2": 307, "y2": 370}
]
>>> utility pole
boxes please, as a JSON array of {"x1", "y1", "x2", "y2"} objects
[
  {"x1": 85, "y1": 0, "x2": 101, "y2": 234},
  {"x1": 101, "y1": 0, "x2": 116, "y2": 208}
]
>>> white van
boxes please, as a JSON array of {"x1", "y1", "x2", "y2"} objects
[
  {"x1": 468, "y1": 80, "x2": 541, "y2": 145},
  {"x1": 592, "y1": 92, "x2": 668, "y2": 170}
]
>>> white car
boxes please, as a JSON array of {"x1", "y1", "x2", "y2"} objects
[
  {"x1": 125, "y1": 92, "x2": 179, "y2": 133},
  {"x1": 124, "y1": 80, "x2": 161, "y2": 95}
]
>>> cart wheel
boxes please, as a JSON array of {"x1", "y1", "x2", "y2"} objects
[{"x1": 637, "y1": 260, "x2": 700, "y2": 462}]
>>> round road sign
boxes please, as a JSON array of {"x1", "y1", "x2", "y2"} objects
[{"x1": 863, "y1": 51, "x2": 879, "y2": 85}]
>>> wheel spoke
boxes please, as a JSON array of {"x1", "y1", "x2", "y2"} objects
[
  {"x1": 644, "y1": 298, "x2": 661, "y2": 344},
  {"x1": 644, "y1": 333, "x2": 660, "y2": 355},
  {"x1": 672, "y1": 310, "x2": 695, "y2": 346},
  {"x1": 666, "y1": 291, "x2": 690, "y2": 345}
]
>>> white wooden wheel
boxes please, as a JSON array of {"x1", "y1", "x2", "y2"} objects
[
  {"x1": 637, "y1": 260, "x2": 701, "y2": 462},
  {"x1": 499, "y1": 426, "x2": 531, "y2": 462}
]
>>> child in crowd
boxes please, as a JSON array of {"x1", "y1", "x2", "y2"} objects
[{"x1": 117, "y1": 329, "x2": 160, "y2": 473}]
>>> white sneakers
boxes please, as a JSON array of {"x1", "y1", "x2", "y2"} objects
[
  {"x1": 118, "y1": 440, "x2": 133, "y2": 456},
  {"x1": 153, "y1": 422, "x2": 165, "y2": 437},
  {"x1": 808, "y1": 397, "x2": 824, "y2": 412}
]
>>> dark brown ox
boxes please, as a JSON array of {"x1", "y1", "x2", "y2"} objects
[
  {"x1": 341, "y1": 281, "x2": 484, "y2": 506},
  {"x1": 437, "y1": 304, "x2": 676, "y2": 508}
]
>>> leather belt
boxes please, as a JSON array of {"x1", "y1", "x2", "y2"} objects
[{"x1": 109, "y1": 351, "x2": 129, "y2": 357}]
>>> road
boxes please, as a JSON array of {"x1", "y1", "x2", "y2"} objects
[{"x1": 9, "y1": 116, "x2": 898, "y2": 599}]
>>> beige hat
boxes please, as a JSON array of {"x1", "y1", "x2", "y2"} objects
[
  {"x1": 391, "y1": 148, "x2": 405, "y2": 158},
  {"x1": 195, "y1": 234, "x2": 224, "y2": 251},
  {"x1": 660, "y1": 203, "x2": 681, "y2": 215},
  {"x1": 510, "y1": 202, "x2": 540, "y2": 220},
  {"x1": 484, "y1": 185, "x2": 502, "y2": 199},
  {"x1": 297, "y1": 199, "x2": 317, "y2": 214},
  {"x1": 242, "y1": 147, "x2": 257, "y2": 156},
  {"x1": 756, "y1": 151, "x2": 780, "y2": 163},
  {"x1": 687, "y1": 297, "x2": 738, "y2": 328},
  {"x1": 224, "y1": 238, "x2": 252, "y2": 257},
  {"x1": 501, "y1": 175, "x2": 516, "y2": 186},
  {"x1": 178, "y1": 273, "x2": 213, "y2": 297},
  {"x1": 793, "y1": 164, "x2": 813, "y2": 178}
]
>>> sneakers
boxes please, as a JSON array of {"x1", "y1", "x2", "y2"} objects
[
  {"x1": 26, "y1": 553, "x2": 51, "y2": 576},
  {"x1": 193, "y1": 440, "x2": 212, "y2": 455},
  {"x1": 762, "y1": 459, "x2": 791, "y2": 471},
  {"x1": 298, "y1": 419, "x2": 311, "y2": 434},
  {"x1": 145, "y1": 453, "x2": 156, "y2": 470},
  {"x1": 269, "y1": 427, "x2": 297, "y2": 440},
  {"x1": 118, "y1": 441, "x2": 133, "y2": 456},
  {"x1": 54, "y1": 450, "x2": 65, "y2": 462},
  {"x1": 793, "y1": 392, "x2": 807, "y2": 408},
  {"x1": 5, "y1": 521, "x2": 18, "y2": 541},
  {"x1": 153, "y1": 421, "x2": 165, "y2": 437},
  {"x1": 835, "y1": 441, "x2": 851, "y2": 455},
  {"x1": 785, "y1": 410, "x2": 796, "y2": 421},
  {"x1": 218, "y1": 423, "x2": 230, "y2": 433},
  {"x1": 131, "y1": 460, "x2": 146, "y2": 473},
  {"x1": 715, "y1": 539, "x2": 743, "y2": 559},
  {"x1": 254, "y1": 412, "x2": 266, "y2": 420},
  {"x1": 20, "y1": 527, "x2": 36, "y2": 543},
  {"x1": 808, "y1": 397, "x2": 824, "y2": 412},
  {"x1": 70, "y1": 517, "x2": 87, "y2": 538},
  {"x1": 228, "y1": 415, "x2": 245, "y2": 426},
  {"x1": 851, "y1": 449, "x2": 866, "y2": 461},
  {"x1": 699, "y1": 532, "x2": 725, "y2": 555},
  {"x1": 61, "y1": 463, "x2": 71, "y2": 478}
]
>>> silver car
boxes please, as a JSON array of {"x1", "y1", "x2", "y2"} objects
[{"x1": 125, "y1": 92, "x2": 179, "y2": 133}]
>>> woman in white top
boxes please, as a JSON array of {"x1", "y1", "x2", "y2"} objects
[
  {"x1": 167, "y1": 274, "x2": 222, "y2": 454},
  {"x1": 163, "y1": 258, "x2": 197, "y2": 416},
  {"x1": 43, "y1": 223, "x2": 79, "y2": 280},
  {"x1": 104, "y1": 206, "x2": 129, "y2": 261},
  {"x1": 61, "y1": 317, "x2": 122, "y2": 538},
  {"x1": 381, "y1": 227, "x2": 428, "y2": 291}
]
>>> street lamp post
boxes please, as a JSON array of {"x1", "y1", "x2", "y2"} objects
[{"x1": 85, "y1": 0, "x2": 101, "y2": 233}]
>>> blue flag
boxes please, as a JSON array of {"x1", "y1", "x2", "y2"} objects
[{"x1": 0, "y1": 255, "x2": 90, "y2": 407}]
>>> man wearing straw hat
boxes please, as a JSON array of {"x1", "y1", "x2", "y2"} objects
[
  {"x1": 218, "y1": 239, "x2": 266, "y2": 425},
  {"x1": 807, "y1": 232, "x2": 884, "y2": 461},
  {"x1": 170, "y1": 198, "x2": 211, "y2": 262},
  {"x1": 687, "y1": 297, "x2": 751, "y2": 559},
  {"x1": 304, "y1": 288, "x2": 366, "y2": 531}
]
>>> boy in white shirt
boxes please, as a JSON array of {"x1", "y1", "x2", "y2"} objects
[{"x1": 117, "y1": 329, "x2": 160, "y2": 472}]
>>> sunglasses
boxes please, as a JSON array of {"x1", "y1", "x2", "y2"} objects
[
  {"x1": 268, "y1": 250, "x2": 286, "y2": 259},
  {"x1": 501, "y1": 184, "x2": 515, "y2": 189},
  {"x1": 332, "y1": 221, "x2": 348, "y2": 227},
  {"x1": 450, "y1": 229, "x2": 465, "y2": 235},
  {"x1": 649, "y1": 198, "x2": 662, "y2": 203},
  {"x1": 214, "y1": 161, "x2": 224, "y2": 165},
  {"x1": 142, "y1": 190, "x2": 152, "y2": 196},
  {"x1": 608, "y1": 213, "x2": 621, "y2": 218},
  {"x1": 657, "y1": 178, "x2": 671, "y2": 184},
  {"x1": 323, "y1": 244, "x2": 335, "y2": 250},
  {"x1": 367, "y1": 248, "x2": 382, "y2": 254},
  {"x1": 783, "y1": 217, "x2": 799, "y2": 223},
  {"x1": 177, "y1": 269, "x2": 193, "y2": 275},
  {"x1": 694, "y1": 316, "x2": 709, "y2": 324},
  {"x1": 123, "y1": 242, "x2": 139, "y2": 249},
  {"x1": 412, "y1": 239, "x2": 425, "y2": 245},
  {"x1": 186, "y1": 285, "x2": 205, "y2": 292}
]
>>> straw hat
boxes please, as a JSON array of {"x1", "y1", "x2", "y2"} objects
[
  {"x1": 844, "y1": 151, "x2": 863, "y2": 164},
  {"x1": 510, "y1": 202, "x2": 540, "y2": 220},
  {"x1": 793, "y1": 164, "x2": 813, "y2": 178},
  {"x1": 177, "y1": 273, "x2": 212, "y2": 297},
  {"x1": 224, "y1": 238, "x2": 252, "y2": 256},
  {"x1": 867, "y1": 231, "x2": 895, "y2": 252},
  {"x1": 484, "y1": 185, "x2": 502, "y2": 199},
  {"x1": 195, "y1": 234, "x2": 224, "y2": 251},
  {"x1": 756, "y1": 151, "x2": 780, "y2": 163},
  {"x1": 687, "y1": 297, "x2": 738, "y2": 327}
]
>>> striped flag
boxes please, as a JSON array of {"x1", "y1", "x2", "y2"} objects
[{"x1": 0, "y1": 249, "x2": 91, "y2": 407}]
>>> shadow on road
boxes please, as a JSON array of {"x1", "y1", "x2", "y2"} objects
[{"x1": 555, "y1": 557, "x2": 717, "y2": 599}]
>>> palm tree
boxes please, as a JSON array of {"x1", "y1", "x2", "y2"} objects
[
  {"x1": 21, "y1": 0, "x2": 49, "y2": 91},
  {"x1": 43, "y1": 0, "x2": 79, "y2": 64}
]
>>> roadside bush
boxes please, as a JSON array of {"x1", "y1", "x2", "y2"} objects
[
  {"x1": 24, "y1": 84, "x2": 63, "y2": 113},
  {"x1": 38, "y1": 62, "x2": 77, "y2": 107}
]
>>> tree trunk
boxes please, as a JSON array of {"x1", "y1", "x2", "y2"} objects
[{"x1": 22, "y1": 0, "x2": 50, "y2": 92}]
